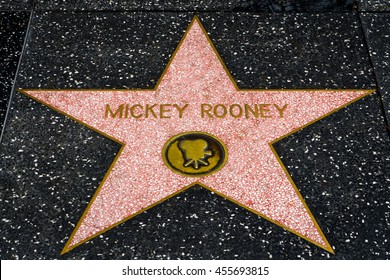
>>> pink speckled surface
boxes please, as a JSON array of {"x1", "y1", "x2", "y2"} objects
[{"x1": 25, "y1": 19, "x2": 369, "y2": 252}]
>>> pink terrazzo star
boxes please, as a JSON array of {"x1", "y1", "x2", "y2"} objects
[{"x1": 22, "y1": 17, "x2": 372, "y2": 254}]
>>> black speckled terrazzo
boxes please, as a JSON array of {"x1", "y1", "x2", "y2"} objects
[
  {"x1": 0, "y1": 0, "x2": 33, "y2": 10},
  {"x1": 0, "y1": 11, "x2": 29, "y2": 135},
  {"x1": 360, "y1": 13, "x2": 390, "y2": 122},
  {"x1": 64, "y1": 185, "x2": 334, "y2": 260},
  {"x1": 199, "y1": 13, "x2": 375, "y2": 89},
  {"x1": 1, "y1": 7, "x2": 390, "y2": 259},
  {"x1": 15, "y1": 12, "x2": 191, "y2": 89},
  {"x1": 34, "y1": 0, "x2": 355, "y2": 12},
  {"x1": 273, "y1": 94, "x2": 390, "y2": 259},
  {"x1": 357, "y1": 0, "x2": 390, "y2": 12},
  {"x1": 35, "y1": 0, "x2": 245, "y2": 11},
  {"x1": 0, "y1": 92, "x2": 122, "y2": 259},
  {"x1": 10, "y1": 12, "x2": 377, "y2": 91}
]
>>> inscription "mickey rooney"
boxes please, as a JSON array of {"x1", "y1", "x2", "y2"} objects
[{"x1": 105, "y1": 103, "x2": 288, "y2": 119}]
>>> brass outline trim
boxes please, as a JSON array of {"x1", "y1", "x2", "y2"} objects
[
  {"x1": 161, "y1": 131, "x2": 229, "y2": 177},
  {"x1": 17, "y1": 15, "x2": 376, "y2": 256}
]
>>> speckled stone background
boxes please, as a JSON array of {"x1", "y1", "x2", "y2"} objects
[
  {"x1": 0, "y1": 12, "x2": 29, "y2": 135},
  {"x1": 357, "y1": 0, "x2": 390, "y2": 12},
  {"x1": 0, "y1": 1, "x2": 33, "y2": 10},
  {"x1": 0, "y1": 1, "x2": 389, "y2": 259}
]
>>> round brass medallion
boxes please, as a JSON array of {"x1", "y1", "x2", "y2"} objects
[{"x1": 162, "y1": 131, "x2": 228, "y2": 177}]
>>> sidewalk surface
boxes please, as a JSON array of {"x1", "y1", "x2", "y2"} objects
[{"x1": 0, "y1": 0, "x2": 389, "y2": 259}]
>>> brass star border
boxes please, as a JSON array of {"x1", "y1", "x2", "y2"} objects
[{"x1": 18, "y1": 16, "x2": 374, "y2": 255}]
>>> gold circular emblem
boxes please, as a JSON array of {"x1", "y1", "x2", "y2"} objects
[{"x1": 162, "y1": 131, "x2": 228, "y2": 177}]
